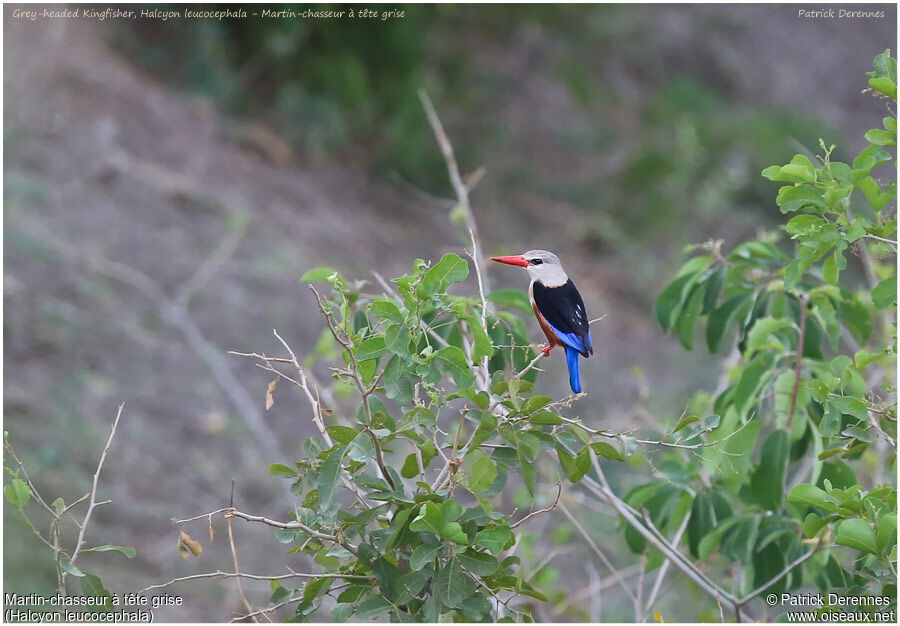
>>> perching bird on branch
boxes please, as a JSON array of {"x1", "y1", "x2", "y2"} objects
[{"x1": 491, "y1": 250, "x2": 593, "y2": 393}]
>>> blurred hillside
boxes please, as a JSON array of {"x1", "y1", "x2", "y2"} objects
[{"x1": 4, "y1": 4, "x2": 895, "y2": 621}]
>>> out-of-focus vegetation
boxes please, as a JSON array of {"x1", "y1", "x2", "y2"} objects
[{"x1": 111, "y1": 5, "x2": 832, "y2": 253}]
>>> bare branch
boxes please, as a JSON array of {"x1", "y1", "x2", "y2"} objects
[
  {"x1": 226, "y1": 481, "x2": 255, "y2": 619},
  {"x1": 308, "y1": 285, "x2": 396, "y2": 491},
  {"x1": 580, "y1": 455, "x2": 746, "y2": 619},
  {"x1": 140, "y1": 570, "x2": 371, "y2": 594},
  {"x1": 70, "y1": 403, "x2": 124, "y2": 566},
  {"x1": 736, "y1": 539, "x2": 826, "y2": 607},
  {"x1": 558, "y1": 501, "x2": 638, "y2": 604},
  {"x1": 641, "y1": 503, "x2": 691, "y2": 620},
  {"x1": 864, "y1": 233, "x2": 898, "y2": 250},
  {"x1": 510, "y1": 483, "x2": 561, "y2": 529}
]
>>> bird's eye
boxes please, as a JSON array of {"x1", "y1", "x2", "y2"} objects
[{"x1": 530, "y1": 259, "x2": 543, "y2": 265}]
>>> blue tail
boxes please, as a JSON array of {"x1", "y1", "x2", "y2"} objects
[{"x1": 565, "y1": 346, "x2": 582, "y2": 393}]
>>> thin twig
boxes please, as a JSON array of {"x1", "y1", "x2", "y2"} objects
[
  {"x1": 580, "y1": 456, "x2": 746, "y2": 619},
  {"x1": 863, "y1": 233, "x2": 898, "y2": 250},
  {"x1": 641, "y1": 504, "x2": 691, "y2": 620},
  {"x1": 70, "y1": 403, "x2": 124, "y2": 566},
  {"x1": 735, "y1": 539, "x2": 825, "y2": 607},
  {"x1": 558, "y1": 501, "x2": 638, "y2": 604},
  {"x1": 510, "y1": 483, "x2": 562, "y2": 529},
  {"x1": 140, "y1": 570, "x2": 370, "y2": 594},
  {"x1": 226, "y1": 480, "x2": 255, "y2": 619},
  {"x1": 309, "y1": 285, "x2": 396, "y2": 491}
]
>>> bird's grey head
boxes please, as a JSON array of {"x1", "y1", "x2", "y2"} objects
[{"x1": 522, "y1": 250, "x2": 568, "y2": 285}]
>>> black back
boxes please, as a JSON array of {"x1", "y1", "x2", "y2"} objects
[{"x1": 532, "y1": 279, "x2": 593, "y2": 357}]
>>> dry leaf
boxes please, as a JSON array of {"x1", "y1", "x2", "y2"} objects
[
  {"x1": 265, "y1": 377, "x2": 278, "y2": 411},
  {"x1": 178, "y1": 530, "x2": 203, "y2": 558},
  {"x1": 208, "y1": 518, "x2": 216, "y2": 543},
  {"x1": 654, "y1": 611, "x2": 664, "y2": 623}
]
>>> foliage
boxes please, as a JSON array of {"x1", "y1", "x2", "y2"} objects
[
  {"x1": 266, "y1": 256, "x2": 567, "y2": 621},
  {"x1": 3, "y1": 407, "x2": 133, "y2": 610},
  {"x1": 220, "y1": 50, "x2": 895, "y2": 622},
  {"x1": 652, "y1": 49, "x2": 896, "y2": 617}
]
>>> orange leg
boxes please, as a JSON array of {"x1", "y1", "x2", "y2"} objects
[{"x1": 541, "y1": 345, "x2": 553, "y2": 356}]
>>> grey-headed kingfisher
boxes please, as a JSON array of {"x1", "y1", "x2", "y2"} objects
[{"x1": 491, "y1": 250, "x2": 593, "y2": 393}]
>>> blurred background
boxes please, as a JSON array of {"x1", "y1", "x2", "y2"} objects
[{"x1": 4, "y1": 3, "x2": 896, "y2": 621}]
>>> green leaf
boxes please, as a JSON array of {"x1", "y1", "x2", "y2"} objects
[
  {"x1": 355, "y1": 336, "x2": 390, "y2": 361},
  {"x1": 775, "y1": 184, "x2": 826, "y2": 213},
  {"x1": 326, "y1": 425, "x2": 359, "y2": 445},
  {"x1": 434, "y1": 346, "x2": 476, "y2": 388},
  {"x1": 383, "y1": 355, "x2": 414, "y2": 405},
  {"x1": 317, "y1": 444, "x2": 348, "y2": 509},
  {"x1": 434, "y1": 556, "x2": 469, "y2": 608},
  {"x1": 269, "y1": 463, "x2": 297, "y2": 478},
  {"x1": 529, "y1": 411, "x2": 562, "y2": 425},
  {"x1": 675, "y1": 283, "x2": 704, "y2": 350},
  {"x1": 301, "y1": 267, "x2": 339, "y2": 283},
  {"x1": 474, "y1": 525, "x2": 513, "y2": 555},
  {"x1": 590, "y1": 441, "x2": 624, "y2": 462},
  {"x1": 458, "y1": 549, "x2": 500, "y2": 576},
  {"x1": 80, "y1": 574, "x2": 113, "y2": 609},
  {"x1": 516, "y1": 432, "x2": 541, "y2": 460},
  {"x1": 719, "y1": 515, "x2": 761, "y2": 564},
  {"x1": 687, "y1": 491, "x2": 716, "y2": 558},
  {"x1": 699, "y1": 268, "x2": 725, "y2": 315},
  {"x1": 332, "y1": 603, "x2": 354, "y2": 622},
  {"x1": 733, "y1": 359, "x2": 770, "y2": 417},
  {"x1": 869, "y1": 77, "x2": 897, "y2": 99},
  {"x1": 706, "y1": 295, "x2": 750, "y2": 353},
  {"x1": 384, "y1": 324, "x2": 410, "y2": 356},
  {"x1": 670, "y1": 414, "x2": 700, "y2": 433},
  {"x1": 468, "y1": 318, "x2": 495, "y2": 361},
  {"x1": 865, "y1": 128, "x2": 896, "y2": 146},
  {"x1": 61, "y1": 558, "x2": 85, "y2": 578},
  {"x1": 803, "y1": 513, "x2": 829, "y2": 539},
  {"x1": 410, "y1": 502, "x2": 442, "y2": 535},
  {"x1": 745, "y1": 317, "x2": 792, "y2": 357},
  {"x1": 423, "y1": 254, "x2": 469, "y2": 295},
  {"x1": 356, "y1": 595, "x2": 394, "y2": 620},
  {"x1": 369, "y1": 300, "x2": 404, "y2": 324},
  {"x1": 346, "y1": 431, "x2": 375, "y2": 463},
  {"x1": 522, "y1": 395, "x2": 553, "y2": 414},
  {"x1": 655, "y1": 273, "x2": 700, "y2": 332},
  {"x1": 469, "y1": 457, "x2": 498, "y2": 494},
  {"x1": 822, "y1": 251, "x2": 839, "y2": 285},
  {"x1": 835, "y1": 518, "x2": 878, "y2": 554},
  {"x1": 872, "y1": 276, "x2": 896, "y2": 310},
  {"x1": 876, "y1": 513, "x2": 897, "y2": 556},
  {"x1": 4, "y1": 478, "x2": 31, "y2": 508},
  {"x1": 749, "y1": 430, "x2": 789, "y2": 511},
  {"x1": 857, "y1": 176, "x2": 893, "y2": 213},
  {"x1": 787, "y1": 483, "x2": 839, "y2": 513},
  {"x1": 82, "y1": 544, "x2": 137, "y2": 559},
  {"x1": 518, "y1": 449, "x2": 536, "y2": 495},
  {"x1": 440, "y1": 521, "x2": 469, "y2": 544},
  {"x1": 785, "y1": 214, "x2": 826, "y2": 235},
  {"x1": 409, "y1": 542, "x2": 443, "y2": 571},
  {"x1": 853, "y1": 144, "x2": 892, "y2": 176}
]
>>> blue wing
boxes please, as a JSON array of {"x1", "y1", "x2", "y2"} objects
[
  {"x1": 532, "y1": 280, "x2": 592, "y2": 357},
  {"x1": 546, "y1": 320, "x2": 592, "y2": 357}
]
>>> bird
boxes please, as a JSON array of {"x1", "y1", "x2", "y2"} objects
[{"x1": 491, "y1": 250, "x2": 592, "y2": 393}]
